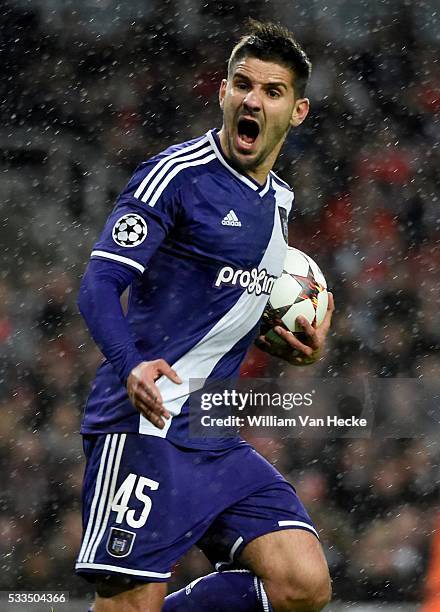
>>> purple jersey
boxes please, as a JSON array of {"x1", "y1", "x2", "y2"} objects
[{"x1": 81, "y1": 129, "x2": 293, "y2": 448}]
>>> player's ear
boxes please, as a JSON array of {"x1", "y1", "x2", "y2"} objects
[
  {"x1": 219, "y1": 79, "x2": 227, "y2": 110},
  {"x1": 290, "y1": 98, "x2": 310, "y2": 128}
]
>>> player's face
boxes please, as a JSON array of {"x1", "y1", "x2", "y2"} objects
[{"x1": 218, "y1": 56, "x2": 309, "y2": 183}]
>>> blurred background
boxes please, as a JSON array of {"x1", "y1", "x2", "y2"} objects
[{"x1": 0, "y1": 0, "x2": 439, "y2": 608}]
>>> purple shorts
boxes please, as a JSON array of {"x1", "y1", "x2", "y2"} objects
[{"x1": 75, "y1": 433, "x2": 317, "y2": 583}]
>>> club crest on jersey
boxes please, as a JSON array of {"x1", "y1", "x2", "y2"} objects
[
  {"x1": 106, "y1": 527, "x2": 136, "y2": 557},
  {"x1": 215, "y1": 265, "x2": 276, "y2": 295},
  {"x1": 112, "y1": 213, "x2": 148, "y2": 247}
]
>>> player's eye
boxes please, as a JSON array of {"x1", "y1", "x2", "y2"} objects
[
  {"x1": 236, "y1": 81, "x2": 249, "y2": 91},
  {"x1": 268, "y1": 89, "x2": 281, "y2": 98}
]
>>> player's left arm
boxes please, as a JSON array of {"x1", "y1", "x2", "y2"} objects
[{"x1": 256, "y1": 292, "x2": 334, "y2": 366}]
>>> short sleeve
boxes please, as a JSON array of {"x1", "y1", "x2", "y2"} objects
[{"x1": 90, "y1": 159, "x2": 181, "y2": 274}]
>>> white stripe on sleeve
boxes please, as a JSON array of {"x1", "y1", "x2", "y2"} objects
[
  {"x1": 91, "y1": 250, "x2": 145, "y2": 274},
  {"x1": 143, "y1": 153, "x2": 216, "y2": 207},
  {"x1": 133, "y1": 137, "x2": 209, "y2": 200},
  {"x1": 139, "y1": 145, "x2": 212, "y2": 205}
]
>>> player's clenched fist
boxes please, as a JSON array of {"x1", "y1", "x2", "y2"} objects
[{"x1": 127, "y1": 360, "x2": 182, "y2": 429}]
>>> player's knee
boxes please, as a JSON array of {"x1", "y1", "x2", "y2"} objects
[{"x1": 267, "y1": 565, "x2": 331, "y2": 611}]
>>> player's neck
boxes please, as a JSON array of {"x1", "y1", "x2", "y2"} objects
[{"x1": 246, "y1": 152, "x2": 279, "y2": 185}]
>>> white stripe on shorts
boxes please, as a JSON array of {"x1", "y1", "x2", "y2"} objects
[
  {"x1": 77, "y1": 434, "x2": 112, "y2": 563},
  {"x1": 260, "y1": 580, "x2": 270, "y2": 612},
  {"x1": 75, "y1": 562, "x2": 171, "y2": 579},
  {"x1": 278, "y1": 520, "x2": 319, "y2": 539},
  {"x1": 89, "y1": 433, "x2": 126, "y2": 562},
  {"x1": 82, "y1": 433, "x2": 119, "y2": 562},
  {"x1": 78, "y1": 434, "x2": 125, "y2": 563},
  {"x1": 214, "y1": 535, "x2": 244, "y2": 571}
]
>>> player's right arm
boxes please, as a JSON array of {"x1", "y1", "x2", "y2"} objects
[
  {"x1": 78, "y1": 158, "x2": 183, "y2": 428},
  {"x1": 78, "y1": 261, "x2": 180, "y2": 428}
]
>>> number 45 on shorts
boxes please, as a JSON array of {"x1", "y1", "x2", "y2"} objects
[{"x1": 112, "y1": 473, "x2": 159, "y2": 529}]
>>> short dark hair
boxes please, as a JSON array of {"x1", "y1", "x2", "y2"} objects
[{"x1": 228, "y1": 19, "x2": 312, "y2": 98}]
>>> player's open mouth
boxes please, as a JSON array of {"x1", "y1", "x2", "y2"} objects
[{"x1": 236, "y1": 118, "x2": 260, "y2": 152}]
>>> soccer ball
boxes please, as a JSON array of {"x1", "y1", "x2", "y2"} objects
[{"x1": 261, "y1": 247, "x2": 328, "y2": 343}]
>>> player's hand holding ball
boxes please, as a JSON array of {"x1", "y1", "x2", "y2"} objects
[
  {"x1": 127, "y1": 360, "x2": 182, "y2": 428},
  {"x1": 256, "y1": 247, "x2": 334, "y2": 366}
]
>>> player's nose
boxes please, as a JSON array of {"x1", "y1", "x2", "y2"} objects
[{"x1": 243, "y1": 89, "x2": 262, "y2": 112}]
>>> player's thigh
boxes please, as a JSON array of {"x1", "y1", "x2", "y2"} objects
[
  {"x1": 94, "y1": 580, "x2": 166, "y2": 611},
  {"x1": 239, "y1": 529, "x2": 331, "y2": 610}
]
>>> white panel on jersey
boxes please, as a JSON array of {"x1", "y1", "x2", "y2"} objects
[
  {"x1": 271, "y1": 178, "x2": 294, "y2": 216},
  {"x1": 139, "y1": 187, "x2": 289, "y2": 437}
]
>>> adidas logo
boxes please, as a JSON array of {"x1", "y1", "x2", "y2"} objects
[{"x1": 221, "y1": 210, "x2": 242, "y2": 227}]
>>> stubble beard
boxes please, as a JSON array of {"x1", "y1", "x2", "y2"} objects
[{"x1": 226, "y1": 130, "x2": 266, "y2": 175}]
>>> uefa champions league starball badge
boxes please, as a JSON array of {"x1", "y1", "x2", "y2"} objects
[{"x1": 112, "y1": 213, "x2": 148, "y2": 247}]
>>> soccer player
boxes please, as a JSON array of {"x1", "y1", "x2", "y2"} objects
[{"x1": 75, "y1": 20, "x2": 334, "y2": 612}]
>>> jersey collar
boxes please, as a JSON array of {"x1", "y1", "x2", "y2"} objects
[{"x1": 207, "y1": 129, "x2": 271, "y2": 197}]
